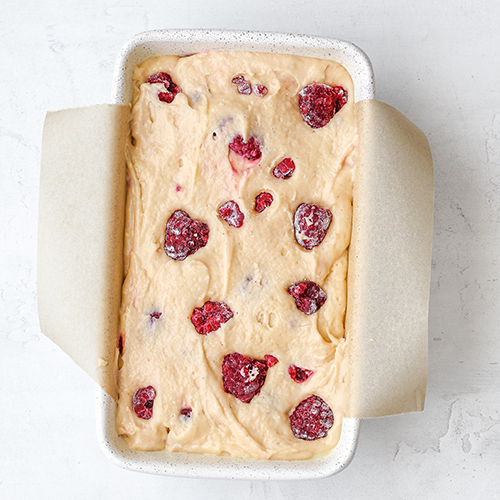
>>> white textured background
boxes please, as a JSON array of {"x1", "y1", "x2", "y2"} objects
[{"x1": 1, "y1": 1, "x2": 499, "y2": 498}]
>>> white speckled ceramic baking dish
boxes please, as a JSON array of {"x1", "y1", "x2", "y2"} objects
[{"x1": 97, "y1": 29, "x2": 374, "y2": 480}]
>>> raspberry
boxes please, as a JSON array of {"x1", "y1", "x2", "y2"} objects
[
  {"x1": 265, "y1": 354, "x2": 279, "y2": 367},
  {"x1": 147, "y1": 72, "x2": 181, "y2": 103},
  {"x1": 232, "y1": 75, "x2": 252, "y2": 95},
  {"x1": 253, "y1": 84, "x2": 268, "y2": 97},
  {"x1": 298, "y1": 84, "x2": 348, "y2": 129},
  {"x1": 288, "y1": 364, "x2": 314, "y2": 383},
  {"x1": 229, "y1": 135, "x2": 262, "y2": 161},
  {"x1": 222, "y1": 352, "x2": 273, "y2": 403},
  {"x1": 180, "y1": 407, "x2": 192, "y2": 418},
  {"x1": 294, "y1": 203, "x2": 332, "y2": 250},
  {"x1": 158, "y1": 90, "x2": 180, "y2": 103},
  {"x1": 164, "y1": 210, "x2": 209, "y2": 261},
  {"x1": 218, "y1": 200, "x2": 245, "y2": 228},
  {"x1": 254, "y1": 192, "x2": 273, "y2": 213},
  {"x1": 231, "y1": 76, "x2": 267, "y2": 97},
  {"x1": 272, "y1": 158, "x2": 295, "y2": 179},
  {"x1": 149, "y1": 311, "x2": 162, "y2": 324},
  {"x1": 191, "y1": 301, "x2": 234, "y2": 335},
  {"x1": 132, "y1": 386, "x2": 156, "y2": 420},
  {"x1": 287, "y1": 281, "x2": 327, "y2": 315},
  {"x1": 147, "y1": 72, "x2": 172, "y2": 85},
  {"x1": 289, "y1": 395, "x2": 334, "y2": 441}
]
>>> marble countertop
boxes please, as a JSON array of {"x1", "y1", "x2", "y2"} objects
[{"x1": 1, "y1": 1, "x2": 499, "y2": 498}]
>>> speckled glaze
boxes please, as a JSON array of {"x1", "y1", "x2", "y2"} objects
[
  {"x1": 97, "y1": 389, "x2": 360, "y2": 480},
  {"x1": 112, "y1": 29, "x2": 374, "y2": 105},
  {"x1": 100, "y1": 29, "x2": 374, "y2": 480}
]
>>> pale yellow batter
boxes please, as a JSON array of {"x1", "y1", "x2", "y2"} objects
[{"x1": 116, "y1": 51, "x2": 357, "y2": 459}]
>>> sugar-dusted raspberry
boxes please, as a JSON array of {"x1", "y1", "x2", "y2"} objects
[
  {"x1": 147, "y1": 72, "x2": 181, "y2": 104},
  {"x1": 298, "y1": 84, "x2": 348, "y2": 129},
  {"x1": 287, "y1": 281, "x2": 327, "y2": 315},
  {"x1": 218, "y1": 200, "x2": 245, "y2": 228},
  {"x1": 132, "y1": 386, "x2": 156, "y2": 420},
  {"x1": 272, "y1": 158, "x2": 296, "y2": 179},
  {"x1": 164, "y1": 210, "x2": 209, "y2": 261},
  {"x1": 191, "y1": 301, "x2": 234, "y2": 335},
  {"x1": 232, "y1": 76, "x2": 245, "y2": 84},
  {"x1": 289, "y1": 395, "x2": 334, "y2": 441},
  {"x1": 180, "y1": 407, "x2": 192, "y2": 419},
  {"x1": 255, "y1": 192, "x2": 273, "y2": 213},
  {"x1": 294, "y1": 203, "x2": 332, "y2": 250},
  {"x1": 147, "y1": 72, "x2": 172, "y2": 85},
  {"x1": 222, "y1": 352, "x2": 273, "y2": 403},
  {"x1": 232, "y1": 75, "x2": 252, "y2": 95},
  {"x1": 265, "y1": 354, "x2": 279, "y2": 367},
  {"x1": 229, "y1": 135, "x2": 262, "y2": 161},
  {"x1": 288, "y1": 364, "x2": 314, "y2": 383},
  {"x1": 253, "y1": 84, "x2": 268, "y2": 97}
]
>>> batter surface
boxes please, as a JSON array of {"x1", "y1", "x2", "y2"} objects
[{"x1": 116, "y1": 51, "x2": 356, "y2": 459}]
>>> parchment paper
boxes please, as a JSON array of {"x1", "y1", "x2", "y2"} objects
[
  {"x1": 38, "y1": 104, "x2": 129, "y2": 399},
  {"x1": 37, "y1": 100, "x2": 433, "y2": 417},
  {"x1": 346, "y1": 100, "x2": 433, "y2": 417}
]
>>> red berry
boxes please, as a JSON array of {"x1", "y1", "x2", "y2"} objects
[
  {"x1": 287, "y1": 281, "x2": 327, "y2": 315},
  {"x1": 229, "y1": 135, "x2": 262, "y2": 161},
  {"x1": 265, "y1": 354, "x2": 279, "y2": 367},
  {"x1": 231, "y1": 76, "x2": 246, "y2": 84},
  {"x1": 232, "y1": 75, "x2": 252, "y2": 95},
  {"x1": 253, "y1": 84, "x2": 268, "y2": 97},
  {"x1": 180, "y1": 407, "x2": 192, "y2": 418},
  {"x1": 158, "y1": 88, "x2": 180, "y2": 103},
  {"x1": 218, "y1": 200, "x2": 245, "y2": 228},
  {"x1": 238, "y1": 82, "x2": 252, "y2": 95},
  {"x1": 191, "y1": 301, "x2": 234, "y2": 335},
  {"x1": 147, "y1": 72, "x2": 172, "y2": 85},
  {"x1": 272, "y1": 158, "x2": 296, "y2": 179},
  {"x1": 222, "y1": 352, "x2": 273, "y2": 403},
  {"x1": 149, "y1": 311, "x2": 162, "y2": 324},
  {"x1": 164, "y1": 210, "x2": 209, "y2": 261},
  {"x1": 288, "y1": 364, "x2": 314, "y2": 383},
  {"x1": 298, "y1": 84, "x2": 348, "y2": 129},
  {"x1": 289, "y1": 395, "x2": 334, "y2": 441},
  {"x1": 147, "y1": 72, "x2": 181, "y2": 103},
  {"x1": 254, "y1": 192, "x2": 273, "y2": 213},
  {"x1": 238, "y1": 82, "x2": 250, "y2": 92},
  {"x1": 132, "y1": 386, "x2": 156, "y2": 420},
  {"x1": 294, "y1": 203, "x2": 332, "y2": 250}
]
